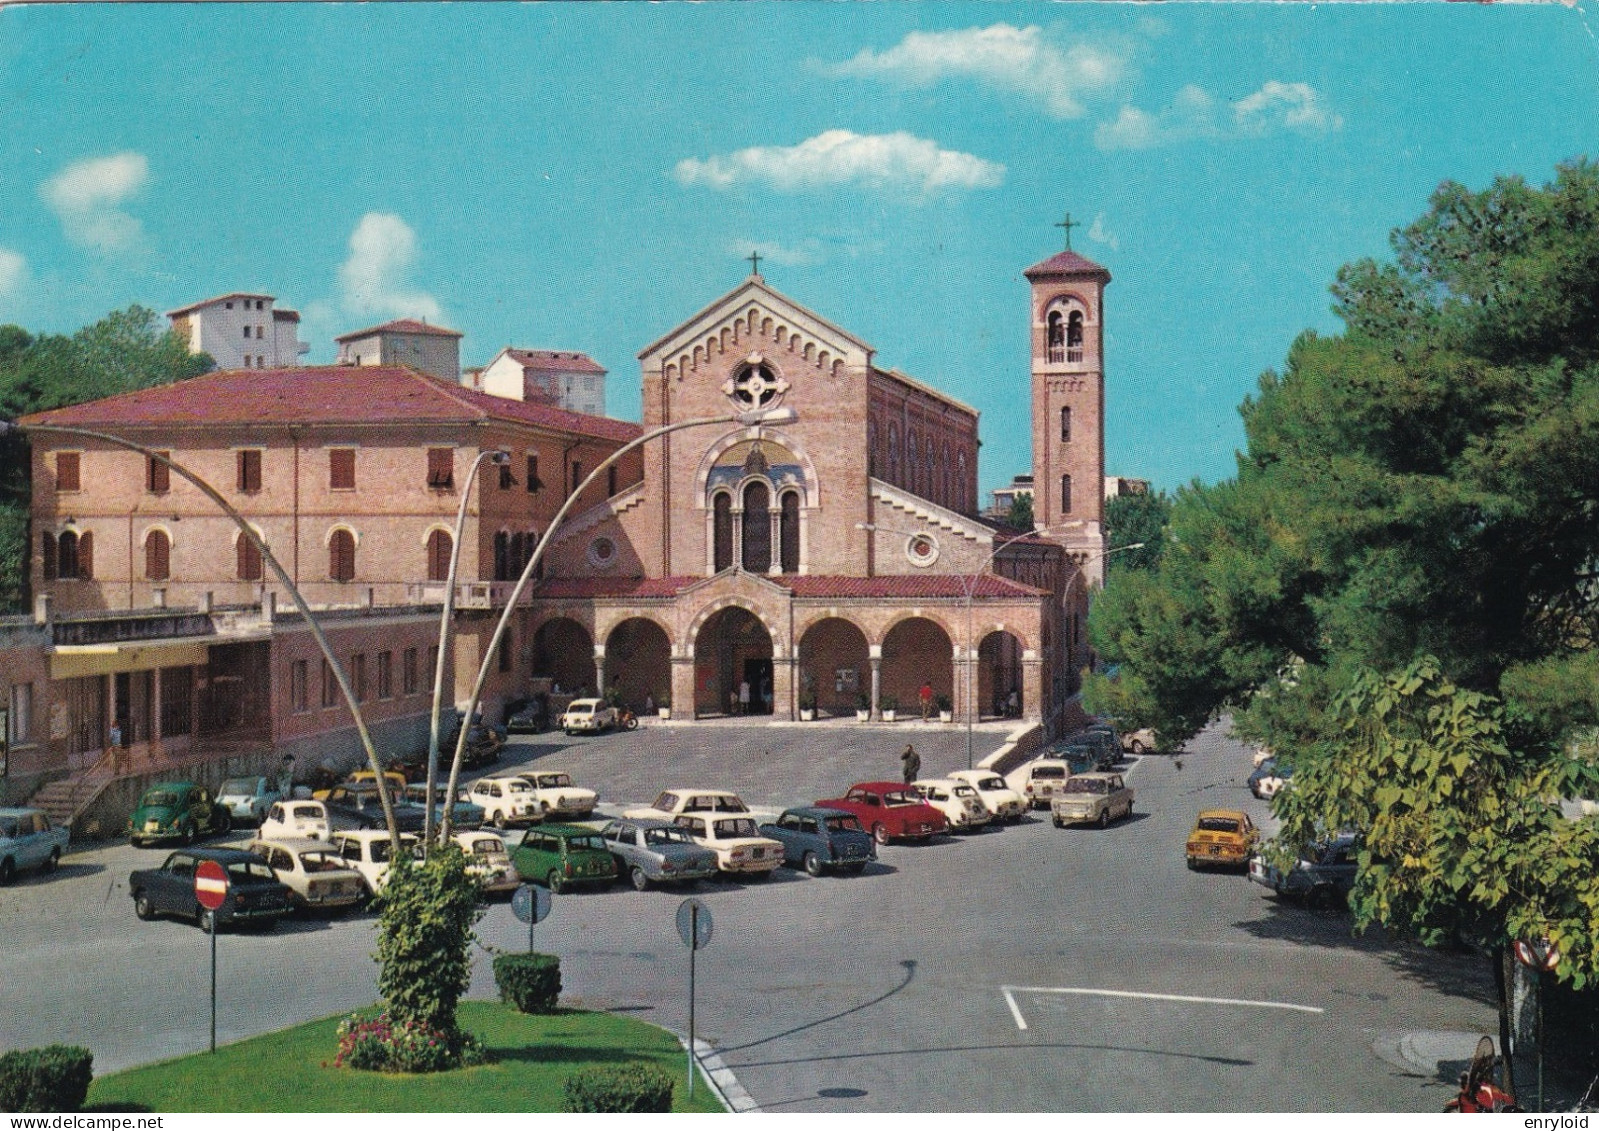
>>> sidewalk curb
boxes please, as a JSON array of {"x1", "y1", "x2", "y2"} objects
[{"x1": 668, "y1": 1031, "x2": 760, "y2": 1112}]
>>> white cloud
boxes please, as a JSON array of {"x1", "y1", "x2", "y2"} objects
[
  {"x1": 1087, "y1": 214, "x2": 1119, "y2": 253},
  {"x1": 337, "y1": 212, "x2": 443, "y2": 322},
  {"x1": 39, "y1": 152, "x2": 150, "y2": 253},
  {"x1": 675, "y1": 130, "x2": 1004, "y2": 198},
  {"x1": 1232, "y1": 81, "x2": 1344, "y2": 135},
  {"x1": 1096, "y1": 80, "x2": 1339, "y2": 150},
  {"x1": 825, "y1": 24, "x2": 1123, "y2": 119},
  {"x1": 0, "y1": 248, "x2": 26, "y2": 298},
  {"x1": 1095, "y1": 85, "x2": 1218, "y2": 150}
]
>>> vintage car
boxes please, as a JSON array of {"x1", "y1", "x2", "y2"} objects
[
  {"x1": 1074, "y1": 726, "x2": 1123, "y2": 769},
  {"x1": 624, "y1": 788, "x2": 750, "y2": 823},
  {"x1": 0, "y1": 807, "x2": 70, "y2": 883},
  {"x1": 599, "y1": 817, "x2": 719, "y2": 890},
  {"x1": 1186, "y1": 810, "x2": 1260, "y2": 870},
  {"x1": 559, "y1": 697, "x2": 618, "y2": 735},
  {"x1": 1121, "y1": 727, "x2": 1157, "y2": 755},
  {"x1": 130, "y1": 847, "x2": 291, "y2": 932},
  {"x1": 259, "y1": 799, "x2": 332, "y2": 841},
  {"x1": 245, "y1": 837, "x2": 367, "y2": 913},
  {"x1": 504, "y1": 696, "x2": 549, "y2": 734},
  {"x1": 468, "y1": 776, "x2": 543, "y2": 828},
  {"x1": 509, "y1": 824, "x2": 618, "y2": 892},
  {"x1": 1050, "y1": 772, "x2": 1135, "y2": 828},
  {"x1": 758, "y1": 806, "x2": 876, "y2": 876},
  {"x1": 515, "y1": 770, "x2": 599, "y2": 820},
  {"x1": 672, "y1": 814, "x2": 784, "y2": 879},
  {"x1": 402, "y1": 783, "x2": 485, "y2": 830},
  {"x1": 1248, "y1": 758, "x2": 1294, "y2": 800},
  {"x1": 1021, "y1": 760, "x2": 1074, "y2": 809},
  {"x1": 1249, "y1": 832, "x2": 1359, "y2": 909},
  {"x1": 128, "y1": 781, "x2": 232, "y2": 847},
  {"x1": 329, "y1": 829, "x2": 422, "y2": 895},
  {"x1": 216, "y1": 776, "x2": 282, "y2": 827},
  {"x1": 453, "y1": 830, "x2": 522, "y2": 896},
  {"x1": 814, "y1": 782, "x2": 948, "y2": 845},
  {"x1": 947, "y1": 769, "x2": 1025, "y2": 823},
  {"x1": 320, "y1": 783, "x2": 428, "y2": 833},
  {"x1": 315, "y1": 769, "x2": 407, "y2": 799},
  {"x1": 910, "y1": 778, "x2": 992, "y2": 832}
]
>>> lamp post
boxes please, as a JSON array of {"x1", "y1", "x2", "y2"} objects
[
  {"x1": 1050, "y1": 541, "x2": 1144, "y2": 736},
  {"x1": 2, "y1": 421, "x2": 402, "y2": 844},
  {"x1": 436, "y1": 404, "x2": 798, "y2": 839},
  {"x1": 424, "y1": 448, "x2": 511, "y2": 848}
]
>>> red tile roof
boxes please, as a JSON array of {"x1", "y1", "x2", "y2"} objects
[
  {"x1": 19, "y1": 366, "x2": 641, "y2": 444},
  {"x1": 504, "y1": 349, "x2": 606, "y2": 376},
  {"x1": 335, "y1": 318, "x2": 463, "y2": 341},
  {"x1": 779, "y1": 575, "x2": 1046, "y2": 599},
  {"x1": 1023, "y1": 250, "x2": 1111, "y2": 280},
  {"x1": 271, "y1": 308, "x2": 301, "y2": 322},
  {"x1": 531, "y1": 577, "x2": 698, "y2": 599}
]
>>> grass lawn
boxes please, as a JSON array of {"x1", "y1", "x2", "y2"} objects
[{"x1": 85, "y1": 1000, "x2": 725, "y2": 1113}]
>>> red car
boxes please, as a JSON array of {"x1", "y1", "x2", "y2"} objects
[{"x1": 815, "y1": 782, "x2": 948, "y2": 846}]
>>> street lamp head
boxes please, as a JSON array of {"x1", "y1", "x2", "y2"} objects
[
  {"x1": 488, "y1": 449, "x2": 512, "y2": 466},
  {"x1": 735, "y1": 405, "x2": 797, "y2": 427}
]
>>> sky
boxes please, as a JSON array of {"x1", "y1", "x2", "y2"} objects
[{"x1": 2, "y1": 3, "x2": 1596, "y2": 498}]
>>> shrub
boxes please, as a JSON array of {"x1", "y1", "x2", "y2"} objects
[
  {"x1": 881, "y1": 694, "x2": 899, "y2": 712},
  {"x1": 561, "y1": 1063, "x2": 675, "y2": 1113},
  {"x1": 333, "y1": 1010, "x2": 487, "y2": 1074},
  {"x1": 0, "y1": 1045, "x2": 94, "y2": 1112},
  {"x1": 935, "y1": 693, "x2": 952, "y2": 712},
  {"x1": 492, "y1": 952, "x2": 562, "y2": 1013},
  {"x1": 373, "y1": 843, "x2": 483, "y2": 1037}
]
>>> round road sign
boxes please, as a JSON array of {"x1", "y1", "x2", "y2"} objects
[
  {"x1": 194, "y1": 859, "x2": 229, "y2": 911},
  {"x1": 1513, "y1": 938, "x2": 1560, "y2": 972},
  {"x1": 676, "y1": 897, "x2": 713, "y2": 950},
  {"x1": 511, "y1": 883, "x2": 551, "y2": 925}
]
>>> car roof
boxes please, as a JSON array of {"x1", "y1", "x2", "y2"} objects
[
  {"x1": 334, "y1": 828, "x2": 417, "y2": 841},
  {"x1": 1067, "y1": 772, "x2": 1120, "y2": 782},
  {"x1": 843, "y1": 781, "x2": 910, "y2": 791},
  {"x1": 608, "y1": 817, "x2": 676, "y2": 829},
  {"x1": 656, "y1": 787, "x2": 738, "y2": 796},
  {"x1": 174, "y1": 847, "x2": 262, "y2": 864},
  {"x1": 249, "y1": 836, "x2": 342, "y2": 853},
  {"x1": 1030, "y1": 759, "x2": 1070, "y2": 769},
  {"x1": 531, "y1": 822, "x2": 606, "y2": 837},
  {"x1": 144, "y1": 781, "x2": 199, "y2": 790},
  {"x1": 776, "y1": 806, "x2": 854, "y2": 820},
  {"x1": 1196, "y1": 809, "x2": 1249, "y2": 821},
  {"x1": 567, "y1": 698, "x2": 602, "y2": 707}
]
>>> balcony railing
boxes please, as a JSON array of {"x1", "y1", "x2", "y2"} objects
[{"x1": 404, "y1": 580, "x2": 518, "y2": 608}]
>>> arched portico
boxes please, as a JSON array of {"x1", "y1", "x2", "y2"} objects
[
  {"x1": 693, "y1": 605, "x2": 775, "y2": 718},
  {"x1": 881, "y1": 617, "x2": 953, "y2": 720},
  {"x1": 532, "y1": 616, "x2": 594, "y2": 697},
  {"x1": 978, "y1": 629, "x2": 1026, "y2": 720},
  {"x1": 797, "y1": 617, "x2": 869, "y2": 718},
  {"x1": 603, "y1": 618, "x2": 672, "y2": 712}
]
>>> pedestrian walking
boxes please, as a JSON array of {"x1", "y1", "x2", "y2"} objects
[
  {"x1": 918, "y1": 681, "x2": 934, "y2": 720},
  {"x1": 739, "y1": 679, "x2": 751, "y2": 716},
  {"x1": 900, "y1": 743, "x2": 921, "y2": 785}
]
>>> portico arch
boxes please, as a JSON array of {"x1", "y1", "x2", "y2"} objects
[
  {"x1": 532, "y1": 617, "x2": 594, "y2": 697},
  {"x1": 797, "y1": 617, "x2": 869, "y2": 718},
  {"x1": 603, "y1": 618, "x2": 672, "y2": 712},
  {"x1": 978, "y1": 629, "x2": 1026, "y2": 719},
  {"x1": 881, "y1": 617, "x2": 953, "y2": 717},
  {"x1": 693, "y1": 605, "x2": 774, "y2": 718}
]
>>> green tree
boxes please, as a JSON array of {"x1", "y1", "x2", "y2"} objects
[
  {"x1": 1004, "y1": 491, "x2": 1033, "y2": 531},
  {"x1": 1104, "y1": 489, "x2": 1170, "y2": 573}
]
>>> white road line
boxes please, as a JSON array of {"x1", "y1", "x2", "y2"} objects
[{"x1": 1001, "y1": 984, "x2": 1324, "y2": 1030}]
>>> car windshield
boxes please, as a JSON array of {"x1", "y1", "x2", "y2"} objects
[
  {"x1": 1198, "y1": 817, "x2": 1241, "y2": 833},
  {"x1": 289, "y1": 804, "x2": 323, "y2": 819},
  {"x1": 880, "y1": 791, "x2": 915, "y2": 807},
  {"x1": 504, "y1": 781, "x2": 531, "y2": 793},
  {"x1": 140, "y1": 790, "x2": 180, "y2": 807},
  {"x1": 951, "y1": 785, "x2": 977, "y2": 797},
  {"x1": 467, "y1": 839, "x2": 508, "y2": 859},
  {"x1": 541, "y1": 773, "x2": 572, "y2": 788},
  {"x1": 569, "y1": 705, "x2": 593, "y2": 716},
  {"x1": 299, "y1": 851, "x2": 347, "y2": 873},
  {"x1": 824, "y1": 815, "x2": 863, "y2": 833},
  {"x1": 1064, "y1": 778, "x2": 1108, "y2": 794},
  {"x1": 370, "y1": 839, "x2": 422, "y2": 864},
  {"x1": 645, "y1": 827, "x2": 694, "y2": 846},
  {"x1": 227, "y1": 861, "x2": 278, "y2": 883},
  {"x1": 565, "y1": 834, "x2": 605, "y2": 852},
  {"x1": 1031, "y1": 767, "x2": 1065, "y2": 781},
  {"x1": 220, "y1": 778, "x2": 258, "y2": 796},
  {"x1": 976, "y1": 777, "x2": 1006, "y2": 791},
  {"x1": 712, "y1": 818, "x2": 760, "y2": 838}
]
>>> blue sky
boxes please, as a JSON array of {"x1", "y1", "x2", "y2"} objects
[{"x1": 2, "y1": 4, "x2": 1595, "y2": 497}]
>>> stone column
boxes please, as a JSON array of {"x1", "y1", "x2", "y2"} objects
[
  {"x1": 868, "y1": 646, "x2": 883, "y2": 722},
  {"x1": 670, "y1": 654, "x2": 695, "y2": 720},
  {"x1": 1021, "y1": 652, "x2": 1043, "y2": 719},
  {"x1": 771, "y1": 649, "x2": 796, "y2": 720},
  {"x1": 593, "y1": 644, "x2": 607, "y2": 701}
]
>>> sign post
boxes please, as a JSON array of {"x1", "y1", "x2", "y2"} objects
[
  {"x1": 675, "y1": 897, "x2": 713, "y2": 1099},
  {"x1": 510, "y1": 883, "x2": 551, "y2": 952},
  {"x1": 1514, "y1": 938, "x2": 1560, "y2": 1112},
  {"x1": 194, "y1": 859, "x2": 230, "y2": 1053}
]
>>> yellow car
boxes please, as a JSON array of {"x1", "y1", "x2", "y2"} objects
[
  {"x1": 313, "y1": 768, "x2": 406, "y2": 800},
  {"x1": 1186, "y1": 809, "x2": 1259, "y2": 870}
]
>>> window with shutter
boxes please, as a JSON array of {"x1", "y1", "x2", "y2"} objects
[
  {"x1": 41, "y1": 533, "x2": 56, "y2": 580},
  {"x1": 145, "y1": 530, "x2": 170, "y2": 581},
  {"x1": 329, "y1": 529, "x2": 356, "y2": 582},
  {"x1": 525, "y1": 454, "x2": 540, "y2": 493},
  {"x1": 148, "y1": 453, "x2": 170, "y2": 494},
  {"x1": 237, "y1": 450, "x2": 262, "y2": 493},
  {"x1": 427, "y1": 529, "x2": 452, "y2": 582},
  {"x1": 329, "y1": 449, "x2": 356, "y2": 490},
  {"x1": 427, "y1": 448, "x2": 454, "y2": 490},
  {"x1": 56, "y1": 452, "x2": 80, "y2": 492},
  {"x1": 237, "y1": 535, "x2": 263, "y2": 581}
]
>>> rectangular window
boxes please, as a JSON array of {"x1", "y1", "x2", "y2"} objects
[
  {"x1": 607, "y1": 466, "x2": 618, "y2": 496},
  {"x1": 160, "y1": 666, "x2": 193, "y2": 738},
  {"x1": 426, "y1": 646, "x2": 439, "y2": 692},
  {"x1": 1060, "y1": 474, "x2": 1073, "y2": 515},
  {"x1": 1060, "y1": 406, "x2": 1071, "y2": 443},
  {"x1": 320, "y1": 659, "x2": 338, "y2": 709},
  {"x1": 427, "y1": 448, "x2": 454, "y2": 490},
  {"x1": 329, "y1": 448, "x2": 356, "y2": 490},
  {"x1": 8, "y1": 682, "x2": 33, "y2": 745},
  {"x1": 243, "y1": 325, "x2": 251, "y2": 339},
  {"x1": 498, "y1": 630, "x2": 512, "y2": 673},
  {"x1": 377, "y1": 651, "x2": 393, "y2": 700},
  {"x1": 56, "y1": 452, "x2": 80, "y2": 493},
  {"x1": 237, "y1": 449, "x2": 262, "y2": 493},
  {"x1": 290, "y1": 660, "x2": 309, "y2": 713},
  {"x1": 403, "y1": 647, "x2": 419, "y2": 696},
  {"x1": 570, "y1": 459, "x2": 582, "y2": 494},
  {"x1": 147, "y1": 452, "x2": 171, "y2": 494},
  {"x1": 525, "y1": 454, "x2": 540, "y2": 493},
  {"x1": 351, "y1": 653, "x2": 367, "y2": 703},
  {"x1": 499, "y1": 461, "x2": 514, "y2": 490}
]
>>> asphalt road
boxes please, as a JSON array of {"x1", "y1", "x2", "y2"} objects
[{"x1": 0, "y1": 718, "x2": 1499, "y2": 1111}]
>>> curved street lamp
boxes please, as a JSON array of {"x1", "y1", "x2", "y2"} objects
[
  {"x1": 436, "y1": 403, "x2": 798, "y2": 839},
  {"x1": 1, "y1": 420, "x2": 403, "y2": 845}
]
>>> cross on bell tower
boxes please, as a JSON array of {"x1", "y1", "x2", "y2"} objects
[{"x1": 1054, "y1": 212, "x2": 1079, "y2": 251}]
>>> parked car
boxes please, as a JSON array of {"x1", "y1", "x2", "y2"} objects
[
  {"x1": 814, "y1": 782, "x2": 948, "y2": 845},
  {"x1": 128, "y1": 782, "x2": 232, "y2": 847},
  {"x1": 1121, "y1": 727, "x2": 1157, "y2": 755},
  {"x1": 1022, "y1": 760, "x2": 1073, "y2": 809},
  {"x1": 515, "y1": 770, "x2": 599, "y2": 820},
  {"x1": 1248, "y1": 758, "x2": 1294, "y2": 800},
  {"x1": 1050, "y1": 772, "x2": 1135, "y2": 828},
  {"x1": 504, "y1": 696, "x2": 549, "y2": 734},
  {"x1": 947, "y1": 769, "x2": 1025, "y2": 823},
  {"x1": 452, "y1": 830, "x2": 522, "y2": 896},
  {"x1": 599, "y1": 817, "x2": 719, "y2": 890},
  {"x1": 624, "y1": 788, "x2": 750, "y2": 823},
  {"x1": 910, "y1": 778, "x2": 992, "y2": 832},
  {"x1": 245, "y1": 837, "x2": 367, "y2": 914},
  {"x1": 403, "y1": 782, "x2": 486, "y2": 830},
  {"x1": 259, "y1": 799, "x2": 331, "y2": 841},
  {"x1": 1186, "y1": 810, "x2": 1260, "y2": 870},
  {"x1": 1060, "y1": 735, "x2": 1117, "y2": 771},
  {"x1": 1249, "y1": 833, "x2": 1359, "y2": 909},
  {"x1": 468, "y1": 776, "x2": 543, "y2": 828},
  {"x1": 1076, "y1": 726, "x2": 1123, "y2": 768},
  {"x1": 130, "y1": 847, "x2": 292, "y2": 932},
  {"x1": 0, "y1": 807, "x2": 70, "y2": 883},
  {"x1": 672, "y1": 814, "x2": 785, "y2": 879},
  {"x1": 559, "y1": 697, "x2": 619, "y2": 735},
  {"x1": 216, "y1": 776, "x2": 282, "y2": 827},
  {"x1": 758, "y1": 806, "x2": 876, "y2": 876},
  {"x1": 329, "y1": 829, "x2": 421, "y2": 895},
  {"x1": 320, "y1": 783, "x2": 428, "y2": 833},
  {"x1": 509, "y1": 824, "x2": 618, "y2": 892}
]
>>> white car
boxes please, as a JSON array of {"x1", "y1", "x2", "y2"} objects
[
  {"x1": 329, "y1": 829, "x2": 421, "y2": 895},
  {"x1": 673, "y1": 814, "x2": 783, "y2": 879},
  {"x1": 1122, "y1": 728, "x2": 1158, "y2": 756},
  {"x1": 216, "y1": 776, "x2": 282, "y2": 827},
  {"x1": 246, "y1": 837, "x2": 367, "y2": 913},
  {"x1": 515, "y1": 770, "x2": 598, "y2": 820},
  {"x1": 259, "y1": 799, "x2": 332, "y2": 841},
  {"x1": 468, "y1": 776, "x2": 542, "y2": 828},
  {"x1": 624, "y1": 789, "x2": 750, "y2": 823},
  {"x1": 1022, "y1": 759, "x2": 1074, "y2": 809},
  {"x1": 559, "y1": 698, "x2": 618, "y2": 734},
  {"x1": 453, "y1": 830, "x2": 521, "y2": 896},
  {"x1": 947, "y1": 769, "x2": 1025, "y2": 823},
  {"x1": 911, "y1": 778, "x2": 991, "y2": 832}
]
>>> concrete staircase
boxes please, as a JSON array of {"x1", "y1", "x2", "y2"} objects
[{"x1": 29, "y1": 774, "x2": 112, "y2": 830}]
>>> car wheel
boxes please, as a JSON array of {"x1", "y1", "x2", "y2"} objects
[
  {"x1": 181, "y1": 822, "x2": 196, "y2": 846},
  {"x1": 803, "y1": 852, "x2": 823, "y2": 877},
  {"x1": 625, "y1": 716, "x2": 639, "y2": 731},
  {"x1": 1307, "y1": 886, "x2": 1340, "y2": 911},
  {"x1": 134, "y1": 891, "x2": 155, "y2": 920},
  {"x1": 873, "y1": 823, "x2": 890, "y2": 846},
  {"x1": 44, "y1": 847, "x2": 60, "y2": 873},
  {"x1": 629, "y1": 867, "x2": 649, "y2": 892},
  {"x1": 1186, "y1": 857, "x2": 1198, "y2": 871},
  {"x1": 547, "y1": 870, "x2": 565, "y2": 894},
  {"x1": 0, "y1": 858, "x2": 13, "y2": 885},
  {"x1": 198, "y1": 907, "x2": 217, "y2": 933},
  {"x1": 1131, "y1": 740, "x2": 1145, "y2": 755},
  {"x1": 1124, "y1": 801, "x2": 1133, "y2": 820},
  {"x1": 1098, "y1": 809, "x2": 1110, "y2": 830},
  {"x1": 1052, "y1": 816, "x2": 1064, "y2": 828},
  {"x1": 491, "y1": 813, "x2": 506, "y2": 830},
  {"x1": 214, "y1": 811, "x2": 232, "y2": 835}
]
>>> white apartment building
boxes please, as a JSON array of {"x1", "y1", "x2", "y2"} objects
[
  {"x1": 167, "y1": 293, "x2": 308, "y2": 369},
  {"x1": 475, "y1": 347, "x2": 607, "y2": 416},
  {"x1": 335, "y1": 319, "x2": 462, "y2": 383}
]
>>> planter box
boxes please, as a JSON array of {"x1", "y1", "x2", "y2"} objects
[
  {"x1": 799, "y1": 709, "x2": 815, "y2": 722},
  {"x1": 658, "y1": 708, "x2": 671, "y2": 720},
  {"x1": 882, "y1": 710, "x2": 898, "y2": 723},
  {"x1": 939, "y1": 710, "x2": 954, "y2": 723},
  {"x1": 856, "y1": 710, "x2": 870, "y2": 722}
]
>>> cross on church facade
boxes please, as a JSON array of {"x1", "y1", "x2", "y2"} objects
[
  {"x1": 747, "y1": 250, "x2": 762, "y2": 276},
  {"x1": 1055, "y1": 212, "x2": 1078, "y2": 251}
]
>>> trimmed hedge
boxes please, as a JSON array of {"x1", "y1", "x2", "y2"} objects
[
  {"x1": 0, "y1": 1045, "x2": 93, "y2": 1113},
  {"x1": 492, "y1": 952, "x2": 561, "y2": 1014},
  {"x1": 561, "y1": 1063, "x2": 675, "y2": 1113}
]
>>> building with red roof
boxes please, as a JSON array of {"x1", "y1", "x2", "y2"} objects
[
  {"x1": 166, "y1": 292, "x2": 308, "y2": 371},
  {"x1": 335, "y1": 318, "x2": 464, "y2": 382},
  {"x1": 477, "y1": 347, "x2": 608, "y2": 417}
]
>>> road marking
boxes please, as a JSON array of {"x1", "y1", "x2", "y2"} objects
[{"x1": 1001, "y1": 985, "x2": 1324, "y2": 1030}]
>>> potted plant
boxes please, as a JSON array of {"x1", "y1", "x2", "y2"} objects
[
  {"x1": 798, "y1": 690, "x2": 817, "y2": 722},
  {"x1": 881, "y1": 694, "x2": 899, "y2": 723},
  {"x1": 856, "y1": 691, "x2": 871, "y2": 723},
  {"x1": 656, "y1": 693, "x2": 671, "y2": 721},
  {"x1": 936, "y1": 693, "x2": 954, "y2": 723}
]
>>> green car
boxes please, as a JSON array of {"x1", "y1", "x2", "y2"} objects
[
  {"x1": 128, "y1": 781, "x2": 232, "y2": 847},
  {"x1": 509, "y1": 823, "x2": 617, "y2": 892}
]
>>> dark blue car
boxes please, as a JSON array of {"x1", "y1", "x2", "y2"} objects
[{"x1": 759, "y1": 806, "x2": 876, "y2": 876}]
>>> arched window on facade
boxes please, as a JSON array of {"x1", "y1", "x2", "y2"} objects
[
  {"x1": 908, "y1": 431, "x2": 918, "y2": 493},
  {"x1": 742, "y1": 481, "x2": 771, "y2": 572},
  {"x1": 779, "y1": 491, "x2": 800, "y2": 573},
  {"x1": 1047, "y1": 310, "x2": 1066, "y2": 363},
  {"x1": 713, "y1": 492, "x2": 734, "y2": 572},
  {"x1": 426, "y1": 529, "x2": 452, "y2": 582},
  {"x1": 145, "y1": 529, "x2": 170, "y2": 581},
  {"x1": 57, "y1": 530, "x2": 91, "y2": 580},
  {"x1": 237, "y1": 534, "x2": 262, "y2": 581},
  {"x1": 329, "y1": 529, "x2": 356, "y2": 583},
  {"x1": 867, "y1": 420, "x2": 877, "y2": 476},
  {"x1": 1067, "y1": 311, "x2": 1084, "y2": 362},
  {"x1": 1060, "y1": 406, "x2": 1072, "y2": 442},
  {"x1": 493, "y1": 531, "x2": 511, "y2": 581},
  {"x1": 958, "y1": 451, "x2": 968, "y2": 512},
  {"x1": 1060, "y1": 474, "x2": 1073, "y2": 516}
]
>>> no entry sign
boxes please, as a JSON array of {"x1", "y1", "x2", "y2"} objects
[{"x1": 194, "y1": 859, "x2": 229, "y2": 911}]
